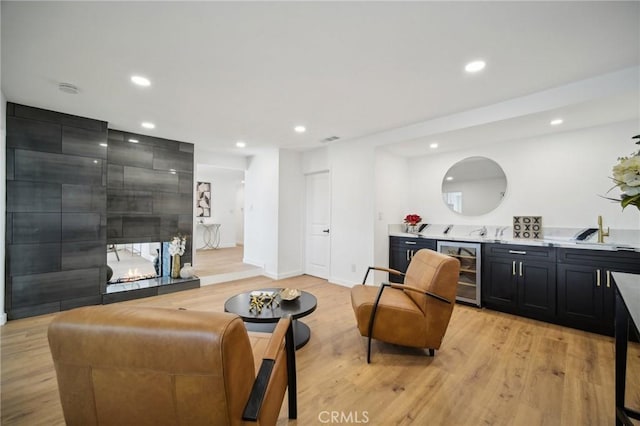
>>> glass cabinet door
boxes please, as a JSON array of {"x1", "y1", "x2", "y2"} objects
[{"x1": 437, "y1": 242, "x2": 481, "y2": 306}]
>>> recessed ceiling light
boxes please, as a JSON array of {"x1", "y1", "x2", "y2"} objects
[
  {"x1": 465, "y1": 60, "x2": 486, "y2": 73},
  {"x1": 241, "y1": 180, "x2": 245, "y2": 184},
  {"x1": 429, "y1": 143, "x2": 438, "y2": 149},
  {"x1": 446, "y1": 176, "x2": 454, "y2": 181},
  {"x1": 131, "y1": 75, "x2": 151, "y2": 87},
  {"x1": 294, "y1": 125, "x2": 306, "y2": 133},
  {"x1": 128, "y1": 138, "x2": 139, "y2": 143},
  {"x1": 99, "y1": 143, "x2": 108, "y2": 147},
  {"x1": 169, "y1": 168, "x2": 176, "y2": 172},
  {"x1": 550, "y1": 118, "x2": 563, "y2": 126},
  {"x1": 141, "y1": 122, "x2": 155, "y2": 129},
  {"x1": 93, "y1": 160, "x2": 99, "y2": 164},
  {"x1": 236, "y1": 141, "x2": 246, "y2": 148}
]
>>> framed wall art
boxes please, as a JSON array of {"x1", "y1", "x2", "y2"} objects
[{"x1": 196, "y1": 181, "x2": 211, "y2": 217}]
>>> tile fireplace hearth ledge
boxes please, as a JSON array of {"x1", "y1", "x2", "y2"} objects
[{"x1": 102, "y1": 276, "x2": 200, "y2": 304}]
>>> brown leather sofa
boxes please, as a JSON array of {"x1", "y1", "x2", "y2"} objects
[
  {"x1": 48, "y1": 305, "x2": 295, "y2": 426},
  {"x1": 351, "y1": 249, "x2": 460, "y2": 363}
]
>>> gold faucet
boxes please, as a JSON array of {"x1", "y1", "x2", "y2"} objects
[{"x1": 597, "y1": 215, "x2": 609, "y2": 243}]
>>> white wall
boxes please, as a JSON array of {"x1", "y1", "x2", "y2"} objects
[
  {"x1": 235, "y1": 182, "x2": 245, "y2": 245},
  {"x1": 277, "y1": 150, "x2": 304, "y2": 278},
  {"x1": 373, "y1": 149, "x2": 410, "y2": 283},
  {"x1": 194, "y1": 165, "x2": 244, "y2": 249},
  {"x1": 195, "y1": 148, "x2": 247, "y2": 170},
  {"x1": 1, "y1": 91, "x2": 6, "y2": 325},
  {"x1": 328, "y1": 141, "x2": 376, "y2": 286},
  {"x1": 244, "y1": 149, "x2": 280, "y2": 277},
  {"x1": 406, "y1": 119, "x2": 640, "y2": 229},
  {"x1": 302, "y1": 146, "x2": 329, "y2": 174}
]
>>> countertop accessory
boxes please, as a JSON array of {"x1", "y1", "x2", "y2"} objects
[{"x1": 513, "y1": 216, "x2": 542, "y2": 239}]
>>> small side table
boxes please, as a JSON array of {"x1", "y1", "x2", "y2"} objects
[
  {"x1": 198, "y1": 223, "x2": 220, "y2": 249},
  {"x1": 224, "y1": 288, "x2": 317, "y2": 350}
]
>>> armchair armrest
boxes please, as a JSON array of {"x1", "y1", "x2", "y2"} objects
[
  {"x1": 382, "y1": 283, "x2": 452, "y2": 304},
  {"x1": 242, "y1": 315, "x2": 297, "y2": 421},
  {"x1": 362, "y1": 266, "x2": 405, "y2": 284}
]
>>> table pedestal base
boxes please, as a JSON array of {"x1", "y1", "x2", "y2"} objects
[{"x1": 243, "y1": 320, "x2": 310, "y2": 350}]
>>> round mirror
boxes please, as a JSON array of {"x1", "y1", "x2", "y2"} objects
[{"x1": 441, "y1": 156, "x2": 507, "y2": 216}]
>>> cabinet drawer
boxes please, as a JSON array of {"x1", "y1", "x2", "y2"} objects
[
  {"x1": 389, "y1": 236, "x2": 436, "y2": 251},
  {"x1": 557, "y1": 248, "x2": 640, "y2": 271},
  {"x1": 483, "y1": 243, "x2": 556, "y2": 262}
]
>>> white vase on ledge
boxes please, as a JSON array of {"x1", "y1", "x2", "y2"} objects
[{"x1": 180, "y1": 262, "x2": 195, "y2": 279}]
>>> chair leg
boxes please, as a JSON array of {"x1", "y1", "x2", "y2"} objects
[
  {"x1": 365, "y1": 285, "x2": 386, "y2": 364},
  {"x1": 428, "y1": 348, "x2": 435, "y2": 357},
  {"x1": 285, "y1": 322, "x2": 297, "y2": 419}
]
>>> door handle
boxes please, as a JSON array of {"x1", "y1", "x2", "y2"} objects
[
  {"x1": 519, "y1": 261, "x2": 523, "y2": 277},
  {"x1": 512, "y1": 261, "x2": 516, "y2": 276},
  {"x1": 606, "y1": 270, "x2": 611, "y2": 288},
  {"x1": 406, "y1": 250, "x2": 410, "y2": 261},
  {"x1": 596, "y1": 269, "x2": 601, "y2": 287},
  {"x1": 322, "y1": 229, "x2": 330, "y2": 233}
]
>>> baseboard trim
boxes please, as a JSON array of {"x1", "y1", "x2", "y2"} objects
[
  {"x1": 243, "y1": 258, "x2": 265, "y2": 269},
  {"x1": 328, "y1": 276, "x2": 358, "y2": 288}
]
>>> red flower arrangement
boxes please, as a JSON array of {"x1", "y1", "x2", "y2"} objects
[{"x1": 404, "y1": 214, "x2": 422, "y2": 225}]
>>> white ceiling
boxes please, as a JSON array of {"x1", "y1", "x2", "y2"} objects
[{"x1": 2, "y1": 1, "x2": 639, "y2": 157}]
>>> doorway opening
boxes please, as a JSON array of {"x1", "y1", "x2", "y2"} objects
[{"x1": 193, "y1": 165, "x2": 261, "y2": 283}]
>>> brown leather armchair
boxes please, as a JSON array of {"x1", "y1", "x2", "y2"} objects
[
  {"x1": 48, "y1": 305, "x2": 296, "y2": 426},
  {"x1": 351, "y1": 249, "x2": 460, "y2": 363}
]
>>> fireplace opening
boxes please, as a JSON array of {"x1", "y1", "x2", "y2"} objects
[{"x1": 107, "y1": 243, "x2": 164, "y2": 284}]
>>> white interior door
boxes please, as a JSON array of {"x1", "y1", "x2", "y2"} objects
[{"x1": 305, "y1": 172, "x2": 330, "y2": 279}]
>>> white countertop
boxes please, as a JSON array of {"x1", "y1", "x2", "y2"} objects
[{"x1": 389, "y1": 224, "x2": 640, "y2": 252}]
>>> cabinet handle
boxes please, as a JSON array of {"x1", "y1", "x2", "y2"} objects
[
  {"x1": 519, "y1": 261, "x2": 523, "y2": 277},
  {"x1": 405, "y1": 241, "x2": 417, "y2": 245},
  {"x1": 512, "y1": 261, "x2": 516, "y2": 276},
  {"x1": 411, "y1": 250, "x2": 415, "y2": 259},
  {"x1": 596, "y1": 269, "x2": 601, "y2": 287},
  {"x1": 509, "y1": 250, "x2": 527, "y2": 255},
  {"x1": 406, "y1": 250, "x2": 409, "y2": 261},
  {"x1": 606, "y1": 270, "x2": 611, "y2": 288}
]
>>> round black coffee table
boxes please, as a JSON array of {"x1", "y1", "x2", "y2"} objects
[{"x1": 224, "y1": 288, "x2": 317, "y2": 350}]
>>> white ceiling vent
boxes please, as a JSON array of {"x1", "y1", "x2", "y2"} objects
[
  {"x1": 320, "y1": 136, "x2": 340, "y2": 143},
  {"x1": 58, "y1": 82, "x2": 79, "y2": 94}
]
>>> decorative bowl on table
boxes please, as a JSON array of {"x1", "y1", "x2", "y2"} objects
[{"x1": 280, "y1": 288, "x2": 301, "y2": 301}]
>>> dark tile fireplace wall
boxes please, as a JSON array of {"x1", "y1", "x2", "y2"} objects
[
  {"x1": 5, "y1": 103, "x2": 195, "y2": 320},
  {"x1": 106, "y1": 129, "x2": 193, "y2": 265}
]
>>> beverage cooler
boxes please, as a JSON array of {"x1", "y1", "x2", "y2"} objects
[{"x1": 437, "y1": 241, "x2": 481, "y2": 307}]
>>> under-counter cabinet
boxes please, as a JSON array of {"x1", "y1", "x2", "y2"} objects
[
  {"x1": 557, "y1": 248, "x2": 640, "y2": 335},
  {"x1": 388, "y1": 236, "x2": 436, "y2": 283},
  {"x1": 482, "y1": 244, "x2": 557, "y2": 323}
]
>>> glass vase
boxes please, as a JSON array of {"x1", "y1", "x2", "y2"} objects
[{"x1": 172, "y1": 254, "x2": 181, "y2": 278}]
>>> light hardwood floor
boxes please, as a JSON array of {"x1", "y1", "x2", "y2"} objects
[
  {"x1": 194, "y1": 246, "x2": 261, "y2": 276},
  {"x1": 2, "y1": 275, "x2": 639, "y2": 425}
]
